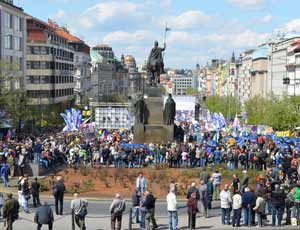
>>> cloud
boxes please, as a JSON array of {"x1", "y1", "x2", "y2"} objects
[
  {"x1": 102, "y1": 30, "x2": 153, "y2": 45},
  {"x1": 85, "y1": 1, "x2": 137, "y2": 24},
  {"x1": 280, "y1": 18, "x2": 300, "y2": 33},
  {"x1": 227, "y1": 0, "x2": 267, "y2": 10},
  {"x1": 168, "y1": 10, "x2": 211, "y2": 30},
  {"x1": 261, "y1": 14, "x2": 273, "y2": 23}
]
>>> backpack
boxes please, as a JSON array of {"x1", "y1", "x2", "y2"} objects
[
  {"x1": 78, "y1": 200, "x2": 88, "y2": 218},
  {"x1": 114, "y1": 200, "x2": 125, "y2": 214}
]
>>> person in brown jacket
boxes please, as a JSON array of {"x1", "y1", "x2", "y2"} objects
[{"x1": 187, "y1": 192, "x2": 198, "y2": 229}]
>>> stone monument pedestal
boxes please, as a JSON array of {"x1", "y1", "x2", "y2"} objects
[{"x1": 134, "y1": 86, "x2": 174, "y2": 144}]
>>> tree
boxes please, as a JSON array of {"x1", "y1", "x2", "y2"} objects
[
  {"x1": 244, "y1": 96, "x2": 269, "y2": 125},
  {"x1": 205, "y1": 95, "x2": 241, "y2": 119},
  {"x1": 244, "y1": 96, "x2": 300, "y2": 130},
  {"x1": 0, "y1": 60, "x2": 30, "y2": 133},
  {"x1": 186, "y1": 87, "x2": 197, "y2": 96}
]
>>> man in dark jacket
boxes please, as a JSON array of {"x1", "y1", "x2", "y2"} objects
[
  {"x1": 34, "y1": 201, "x2": 54, "y2": 230},
  {"x1": 3, "y1": 193, "x2": 19, "y2": 230},
  {"x1": 131, "y1": 188, "x2": 140, "y2": 224},
  {"x1": 242, "y1": 187, "x2": 256, "y2": 226},
  {"x1": 271, "y1": 184, "x2": 285, "y2": 226},
  {"x1": 187, "y1": 182, "x2": 200, "y2": 200},
  {"x1": 142, "y1": 191, "x2": 158, "y2": 230},
  {"x1": 52, "y1": 176, "x2": 66, "y2": 215},
  {"x1": 31, "y1": 177, "x2": 41, "y2": 208}
]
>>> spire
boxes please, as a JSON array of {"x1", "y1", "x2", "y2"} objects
[{"x1": 231, "y1": 52, "x2": 236, "y2": 63}]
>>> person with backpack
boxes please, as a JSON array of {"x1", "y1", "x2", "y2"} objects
[
  {"x1": 0, "y1": 163, "x2": 10, "y2": 187},
  {"x1": 110, "y1": 193, "x2": 126, "y2": 230},
  {"x1": 71, "y1": 193, "x2": 88, "y2": 230}
]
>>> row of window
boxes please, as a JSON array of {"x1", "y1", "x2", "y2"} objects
[
  {"x1": 4, "y1": 56, "x2": 23, "y2": 71},
  {"x1": 4, "y1": 35, "x2": 22, "y2": 50},
  {"x1": 27, "y1": 75, "x2": 74, "y2": 84},
  {"x1": 27, "y1": 61, "x2": 74, "y2": 71},
  {"x1": 27, "y1": 46, "x2": 74, "y2": 61},
  {"x1": 27, "y1": 88, "x2": 74, "y2": 98},
  {"x1": 4, "y1": 11, "x2": 23, "y2": 31}
]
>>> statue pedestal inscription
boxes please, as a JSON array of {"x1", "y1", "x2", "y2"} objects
[{"x1": 134, "y1": 87, "x2": 174, "y2": 144}]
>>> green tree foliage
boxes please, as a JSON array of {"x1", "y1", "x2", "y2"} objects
[
  {"x1": 205, "y1": 95, "x2": 241, "y2": 119},
  {"x1": 0, "y1": 60, "x2": 30, "y2": 132},
  {"x1": 186, "y1": 87, "x2": 197, "y2": 96},
  {"x1": 244, "y1": 96, "x2": 300, "y2": 130}
]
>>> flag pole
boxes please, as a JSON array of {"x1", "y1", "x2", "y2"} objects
[{"x1": 163, "y1": 21, "x2": 168, "y2": 59}]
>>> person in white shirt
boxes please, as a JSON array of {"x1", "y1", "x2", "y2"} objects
[
  {"x1": 167, "y1": 187, "x2": 178, "y2": 230},
  {"x1": 71, "y1": 193, "x2": 88, "y2": 230},
  {"x1": 232, "y1": 190, "x2": 242, "y2": 227},
  {"x1": 220, "y1": 184, "x2": 232, "y2": 225},
  {"x1": 181, "y1": 151, "x2": 189, "y2": 168}
]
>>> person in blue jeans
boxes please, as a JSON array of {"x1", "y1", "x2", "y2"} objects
[
  {"x1": 271, "y1": 184, "x2": 285, "y2": 226},
  {"x1": 242, "y1": 187, "x2": 256, "y2": 226},
  {"x1": 0, "y1": 163, "x2": 10, "y2": 187},
  {"x1": 167, "y1": 187, "x2": 178, "y2": 230},
  {"x1": 131, "y1": 188, "x2": 140, "y2": 224}
]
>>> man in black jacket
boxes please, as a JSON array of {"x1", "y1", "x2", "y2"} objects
[
  {"x1": 131, "y1": 188, "x2": 140, "y2": 224},
  {"x1": 34, "y1": 201, "x2": 54, "y2": 230},
  {"x1": 271, "y1": 184, "x2": 285, "y2": 226},
  {"x1": 52, "y1": 176, "x2": 66, "y2": 215},
  {"x1": 31, "y1": 177, "x2": 41, "y2": 208},
  {"x1": 187, "y1": 182, "x2": 200, "y2": 200},
  {"x1": 142, "y1": 191, "x2": 158, "y2": 230}
]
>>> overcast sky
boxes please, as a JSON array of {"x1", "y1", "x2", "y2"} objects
[{"x1": 21, "y1": 0, "x2": 300, "y2": 69}]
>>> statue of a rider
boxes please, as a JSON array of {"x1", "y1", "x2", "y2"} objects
[{"x1": 147, "y1": 41, "x2": 166, "y2": 85}]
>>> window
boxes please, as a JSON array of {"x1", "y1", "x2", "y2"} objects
[
  {"x1": 40, "y1": 62, "x2": 46, "y2": 69},
  {"x1": 40, "y1": 47, "x2": 48, "y2": 55},
  {"x1": 16, "y1": 57, "x2": 23, "y2": 71},
  {"x1": 33, "y1": 61, "x2": 41, "y2": 69},
  {"x1": 4, "y1": 12, "x2": 12, "y2": 28},
  {"x1": 27, "y1": 46, "x2": 33, "y2": 54},
  {"x1": 15, "y1": 16, "x2": 22, "y2": 31},
  {"x1": 33, "y1": 46, "x2": 40, "y2": 54},
  {"x1": 15, "y1": 37, "x2": 22, "y2": 51},
  {"x1": 4, "y1": 35, "x2": 13, "y2": 49}
]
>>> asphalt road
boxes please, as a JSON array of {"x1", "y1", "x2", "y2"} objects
[{"x1": 24, "y1": 199, "x2": 221, "y2": 217}]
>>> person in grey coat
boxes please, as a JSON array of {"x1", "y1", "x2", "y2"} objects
[
  {"x1": 110, "y1": 193, "x2": 126, "y2": 230},
  {"x1": 34, "y1": 201, "x2": 54, "y2": 230},
  {"x1": 199, "y1": 180, "x2": 208, "y2": 217}
]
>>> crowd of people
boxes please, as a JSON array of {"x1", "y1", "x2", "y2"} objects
[
  {"x1": 1, "y1": 127, "x2": 300, "y2": 174},
  {"x1": 1, "y1": 127, "x2": 300, "y2": 229}
]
